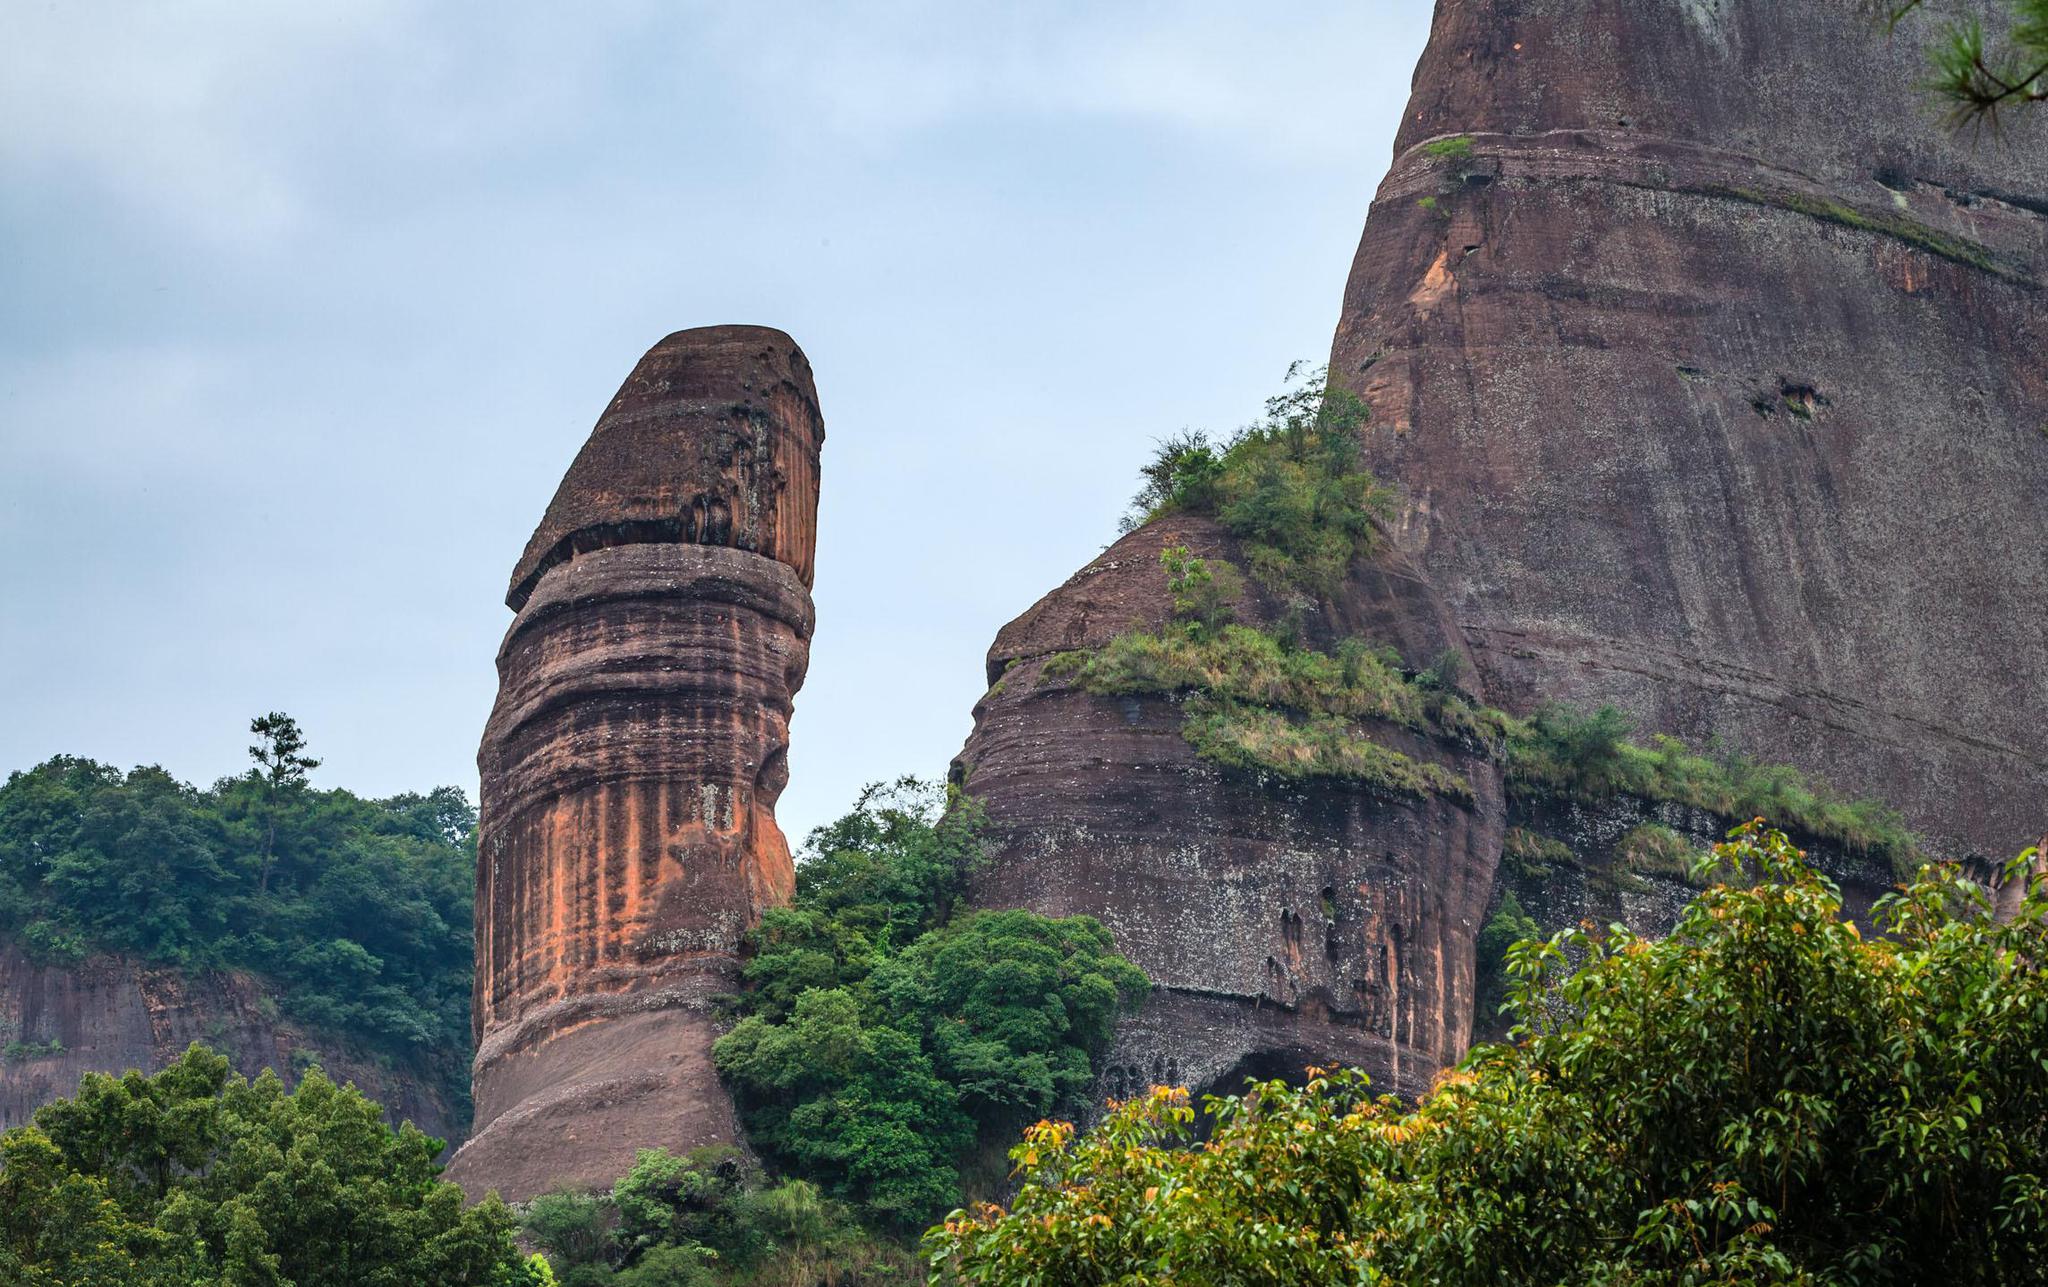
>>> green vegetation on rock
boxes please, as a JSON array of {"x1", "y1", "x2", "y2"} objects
[
  {"x1": 1705, "y1": 184, "x2": 2011, "y2": 278},
  {"x1": 928, "y1": 825, "x2": 2048, "y2": 1284},
  {"x1": 1421, "y1": 134, "x2": 1475, "y2": 161},
  {"x1": 1049, "y1": 546, "x2": 1917, "y2": 858},
  {"x1": 0, "y1": 1044, "x2": 535, "y2": 1286},
  {"x1": 1122, "y1": 365, "x2": 1392, "y2": 598},
  {"x1": 712, "y1": 780, "x2": 1147, "y2": 1232},
  {"x1": 1178, "y1": 699, "x2": 1472, "y2": 798},
  {"x1": 1500, "y1": 826, "x2": 1575, "y2": 880},
  {"x1": 1044, "y1": 547, "x2": 1489, "y2": 799},
  {"x1": 0, "y1": 718, "x2": 477, "y2": 1116},
  {"x1": 1618, "y1": 821, "x2": 1704, "y2": 882},
  {"x1": 1506, "y1": 703, "x2": 1922, "y2": 873}
]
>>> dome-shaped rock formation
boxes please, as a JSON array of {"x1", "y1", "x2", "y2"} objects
[{"x1": 955, "y1": 0, "x2": 2044, "y2": 1107}]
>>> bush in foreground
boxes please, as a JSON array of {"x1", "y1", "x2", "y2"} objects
[
  {"x1": 926, "y1": 824, "x2": 2048, "y2": 1285},
  {"x1": 0, "y1": 1045, "x2": 535, "y2": 1286}
]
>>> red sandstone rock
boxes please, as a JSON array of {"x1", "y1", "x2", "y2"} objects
[
  {"x1": 444, "y1": 326, "x2": 821, "y2": 1202},
  {"x1": 1332, "y1": 0, "x2": 2047, "y2": 860}
]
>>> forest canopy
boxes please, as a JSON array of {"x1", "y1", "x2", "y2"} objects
[{"x1": 0, "y1": 1046, "x2": 538, "y2": 1286}]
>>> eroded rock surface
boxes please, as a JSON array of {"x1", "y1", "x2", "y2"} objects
[
  {"x1": 0, "y1": 943, "x2": 460, "y2": 1141},
  {"x1": 444, "y1": 326, "x2": 821, "y2": 1202},
  {"x1": 955, "y1": 517, "x2": 1504, "y2": 1100},
  {"x1": 1332, "y1": 0, "x2": 2048, "y2": 859}
]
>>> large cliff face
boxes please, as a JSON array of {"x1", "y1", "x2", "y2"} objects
[
  {"x1": 957, "y1": 0, "x2": 2044, "y2": 1102},
  {"x1": 1333, "y1": 0, "x2": 2047, "y2": 859},
  {"x1": 444, "y1": 325, "x2": 821, "y2": 1203},
  {"x1": 0, "y1": 944, "x2": 460, "y2": 1141}
]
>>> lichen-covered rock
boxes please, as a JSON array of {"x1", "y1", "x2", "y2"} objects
[
  {"x1": 955, "y1": 517, "x2": 1504, "y2": 1101},
  {"x1": 1331, "y1": 0, "x2": 2048, "y2": 860},
  {"x1": 444, "y1": 326, "x2": 821, "y2": 1202}
]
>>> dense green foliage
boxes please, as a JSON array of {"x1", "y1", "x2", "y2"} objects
[
  {"x1": 1122, "y1": 365, "x2": 1392, "y2": 597},
  {"x1": 0, "y1": 722, "x2": 476, "y2": 1108},
  {"x1": 0, "y1": 1045, "x2": 535, "y2": 1286},
  {"x1": 1507, "y1": 704, "x2": 1921, "y2": 872},
  {"x1": 928, "y1": 825, "x2": 2048, "y2": 1285},
  {"x1": 713, "y1": 781, "x2": 1147, "y2": 1231},
  {"x1": 520, "y1": 1146, "x2": 915, "y2": 1286}
]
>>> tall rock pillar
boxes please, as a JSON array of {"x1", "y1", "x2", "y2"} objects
[{"x1": 444, "y1": 325, "x2": 822, "y2": 1202}]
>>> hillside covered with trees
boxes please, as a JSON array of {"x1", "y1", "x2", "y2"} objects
[{"x1": 0, "y1": 718, "x2": 476, "y2": 1119}]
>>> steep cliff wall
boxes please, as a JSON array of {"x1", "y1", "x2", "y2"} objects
[
  {"x1": 444, "y1": 326, "x2": 821, "y2": 1202},
  {"x1": 1332, "y1": 0, "x2": 2048, "y2": 859},
  {"x1": 0, "y1": 943, "x2": 460, "y2": 1141}
]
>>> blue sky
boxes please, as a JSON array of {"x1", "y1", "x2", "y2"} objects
[{"x1": 1, "y1": 1, "x2": 1432, "y2": 842}]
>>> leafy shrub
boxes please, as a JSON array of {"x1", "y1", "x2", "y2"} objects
[
  {"x1": 1161, "y1": 544, "x2": 1242, "y2": 639},
  {"x1": 928, "y1": 826, "x2": 2048, "y2": 1285},
  {"x1": 1473, "y1": 890, "x2": 1540, "y2": 1029},
  {"x1": 1123, "y1": 366, "x2": 1393, "y2": 598},
  {"x1": 0, "y1": 1044, "x2": 535, "y2": 1286},
  {"x1": 714, "y1": 783, "x2": 1146, "y2": 1231},
  {"x1": 0, "y1": 1039, "x2": 61, "y2": 1063}
]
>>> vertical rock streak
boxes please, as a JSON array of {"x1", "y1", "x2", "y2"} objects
[{"x1": 445, "y1": 326, "x2": 821, "y2": 1202}]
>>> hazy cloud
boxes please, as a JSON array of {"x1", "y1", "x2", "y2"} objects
[{"x1": 1, "y1": 1, "x2": 1431, "y2": 839}]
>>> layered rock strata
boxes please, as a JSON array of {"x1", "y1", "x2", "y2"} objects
[
  {"x1": 955, "y1": 517, "x2": 1505, "y2": 1100},
  {"x1": 1332, "y1": 0, "x2": 2048, "y2": 859},
  {"x1": 444, "y1": 325, "x2": 821, "y2": 1202}
]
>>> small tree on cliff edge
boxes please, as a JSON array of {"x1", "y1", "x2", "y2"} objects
[
  {"x1": 1888, "y1": 0, "x2": 2048, "y2": 126},
  {"x1": 248, "y1": 711, "x2": 319, "y2": 896}
]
